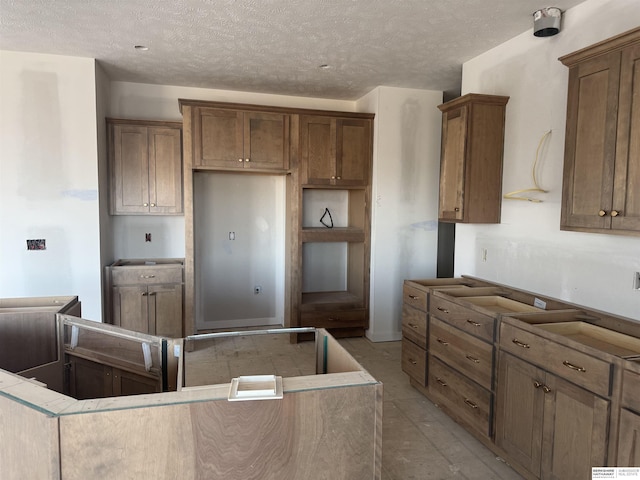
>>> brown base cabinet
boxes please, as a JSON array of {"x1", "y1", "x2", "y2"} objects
[
  {"x1": 402, "y1": 276, "x2": 640, "y2": 480},
  {"x1": 496, "y1": 352, "x2": 609, "y2": 480},
  {"x1": 106, "y1": 259, "x2": 184, "y2": 338},
  {"x1": 67, "y1": 355, "x2": 161, "y2": 400}
]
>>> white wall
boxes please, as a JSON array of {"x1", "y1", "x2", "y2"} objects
[
  {"x1": 358, "y1": 87, "x2": 443, "y2": 341},
  {"x1": 0, "y1": 51, "x2": 103, "y2": 320},
  {"x1": 457, "y1": 0, "x2": 640, "y2": 320}
]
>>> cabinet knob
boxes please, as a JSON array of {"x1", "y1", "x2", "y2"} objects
[
  {"x1": 331, "y1": 176, "x2": 336, "y2": 179},
  {"x1": 611, "y1": 210, "x2": 620, "y2": 217},
  {"x1": 143, "y1": 203, "x2": 149, "y2": 207},
  {"x1": 150, "y1": 203, "x2": 156, "y2": 207},
  {"x1": 142, "y1": 292, "x2": 148, "y2": 296},
  {"x1": 238, "y1": 158, "x2": 243, "y2": 162},
  {"x1": 598, "y1": 210, "x2": 607, "y2": 217},
  {"x1": 533, "y1": 380, "x2": 543, "y2": 389},
  {"x1": 336, "y1": 176, "x2": 341, "y2": 180},
  {"x1": 245, "y1": 158, "x2": 250, "y2": 162},
  {"x1": 454, "y1": 207, "x2": 460, "y2": 212}
]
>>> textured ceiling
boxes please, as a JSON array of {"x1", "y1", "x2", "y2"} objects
[{"x1": 0, "y1": 0, "x2": 586, "y2": 100}]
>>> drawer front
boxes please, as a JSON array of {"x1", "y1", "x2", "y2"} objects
[
  {"x1": 402, "y1": 338, "x2": 427, "y2": 385},
  {"x1": 300, "y1": 309, "x2": 366, "y2": 329},
  {"x1": 430, "y1": 296, "x2": 495, "y2": 342},
  {"x1": 403, "y1": 284, "x2": 428, "y2": 312},
  {"x1": 622, "y1": 369, "x2": 640, "y2": 411},
  {"x1": 429, "y1": 355, "x2": 492, "y2": 438},
  {"x1": 500, "y1": 322, "x2": 612, "y2": 397},
  {"x1": 430, "y1": 317, "x2": 493, "y2": 390},
  {"x1": 111, "y1": 266, "x2": 183, "y2": 285},
  {"x1": 402, "y1": 304, "x2": 427, "y2": 348}
]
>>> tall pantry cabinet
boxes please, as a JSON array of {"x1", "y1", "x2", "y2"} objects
[{"x1": 179, "y1": 100, "x2": 374, "y2": 337}]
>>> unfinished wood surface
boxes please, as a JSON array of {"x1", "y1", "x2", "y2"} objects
[
  {"x1": 0, "y1": 392, "x2": 60, "y2": 480},
  {"x1": 401, "y1": 336, "x2": 427, "y2": 385},
  {"x1": 0, "y1": 311, "x2": 58, "y2": 373},
  {"x1": 401, "y1": 304, "x2": 427, "y2": 348},
  {"x1": 535, "y1": 321, "x2": 640, "y2": 357},
  {"x1": 617, "y1": 408, "x2": 640, "y2": 466},
  {"x1": 59, "y1": 383, "x2": 381, "y2": 480}
]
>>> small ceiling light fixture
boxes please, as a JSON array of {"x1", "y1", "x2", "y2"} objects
[
  {"x1": 134, "y1": 45, "x2": 149, "y2": 51},
  {"x1": 533, "y1": 7, "x2": 562, "y2": 37}
]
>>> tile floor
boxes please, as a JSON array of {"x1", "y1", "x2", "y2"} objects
[
  {"x1": 340, "y1": 337, "x2": 524, "y2": 480},
  {"x1": 186, "y1": 331, "x2": 523, "y2": 479}
]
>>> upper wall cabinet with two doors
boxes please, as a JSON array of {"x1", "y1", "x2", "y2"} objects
[
  {"x1": 560, "y1": 27, "x2": 640, "y2": 236},
  {"x1": 189, "y1": 103, "x2": 290, "y2": 171},
  {"x1": 108, "y1": 118, "x2": 183, "y2": 215}
]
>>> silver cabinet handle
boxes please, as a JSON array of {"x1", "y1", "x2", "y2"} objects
[
  {"x1": 512, "y1": 339, "x2": 530, "y2": 349},
  {"x1": 464, "y1": 399, "x2": 478, "y2": 409},
  {"x1": 140, "y1": 275, "x2": 155, "y2": 279},
  {"x1": 437, "y1": 307, "x2": 449, "y2": 314},
  {"x1": 563, "y1": 360, "x2": 586, "y2": 373},
  {"x1": 436, "y1": 338, "x2": 449, "y2": 346},
  {"x1": 436, "y1": 378, "x2": 447, "y2": 387},
  {"x1": 408, "y1": 295, "x2": 419, "y2": 300},
  {"x1": 465, "y1": 355, "x2": 480, "y2": 364},
  {"x1": 466, "y1": 319, "x2": 481, "y2": 327}
]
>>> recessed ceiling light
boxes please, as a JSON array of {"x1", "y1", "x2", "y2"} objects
[{"x1": 134, "y1": 45, "x2": 149, "y2": 51}]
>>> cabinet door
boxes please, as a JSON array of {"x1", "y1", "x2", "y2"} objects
[
  {"x1": 612, "y1": 43, "x2": 640, "y2": 232},
  {"x1": 336, "y1": 118, "x2": 371, "y2": 186},
  {"x1": 244, "y1": 112, "x2": 290, "y2": 170},
  {"x1": 561, "y1": 51, "x2": 621, "y2": 230},
  {"x1": 194, "y1": 107, "x2": 244, "y2": 168},
  {"x1": 111, "y1": 125, "x2": 150, "y2": 213},
  {"x1": 300, "y1": 115, "x2": 336, "y2": 184},
  {"x1": 148, "y1": 284, "x2": 183, "y2": 338},
  {"x1": 112, "y1": 285, "x2": 149, "y2": 334},
  {"x1": 113, "y1": 368, "x2": 161, "y2": 396},
  {"x1": 67, "y1": 356, "x2": 112, "y2": 400},
  {"x1": 148, "y1": 127, "x2": 183, "y2": 214},
  {"x1": 541, "y1": 374, "x2": 609, "y2": 480},
  {"x1": 439, "y1": 106, "x2": 467, "y2": 221},
  {"x1": 617, "y1": 408, "x2": 640, "y2": 466},
  {"x1": 495, "y1": 352, "x2": 545, "y2": 477}
]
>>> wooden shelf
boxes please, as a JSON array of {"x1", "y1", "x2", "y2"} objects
[{"x1": 300, "y1": 227, "x2": 365, "y2": 243}]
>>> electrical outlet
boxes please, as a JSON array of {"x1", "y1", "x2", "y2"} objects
[
  {"x1": 254, "y1": 285, "x2": 262, "y2": 295},
  {"x1": 634, "y1": 272, "x2": 640, "y2": 290}
]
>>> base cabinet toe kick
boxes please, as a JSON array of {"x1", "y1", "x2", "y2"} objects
[{"x1": 401, "y1": 276, "x2": 640, "y2": 480}]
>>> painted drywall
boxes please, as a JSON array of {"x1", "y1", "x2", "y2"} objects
[
  {"x1": 358, "y1": 86, "x2": 443, "y2": 341},
  {"x1": 457, "y1": 0, "x2": 640, "y2": 320},
  {"x1": 193, "y1": 173, "x2": 285, "y2": 329},
  {"x1": 0, "y1": 51, "x2": 103, "y2": 321}
]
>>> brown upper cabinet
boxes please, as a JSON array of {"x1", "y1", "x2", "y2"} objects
[
  {"x1": 108, "y1": 119, "x2": 183, "y2": 215},
  {"x1": 300, "y1": 115, "x2": 372, "y2": 186},
  {"x1": 192, "y1": 106, "x2": 290, "y2": 171},
  {"x1": 560, "y1": 27, "x2": 640, "y2": 235},
  {"x1": 437, "y1": 94, "x2": 509, "y2": 223}
]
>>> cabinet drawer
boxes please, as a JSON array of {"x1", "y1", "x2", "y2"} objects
[
  {"x1": 300, "y1": 309, "x2": 366, "y2": 329},
  {"x1": 430, "y1": 296, "x2": 495, "y2": 342},
  {"x1": 429, "y1": 356, "x2": 492, "y2": 438},
  {"x1": 111, "y1": 266, "x2": 183, "y2": 285},
  {"x1": 622, "y1": 369, "x2": 640, "y2": 411},
  {"x1": 430, "y1": 317, "x2": 493, "y2": 390},
  {"x1": 403, "y1": 284, "x2": 428, "y2": 312},
  {"x1": 402, "y1": 304, "x2": 427, "y2": 348},
  {"x1": 402, "y1": 338, "x2": 427, "y2": 386},
  {"x1": 500, "y1": 322, "x2": 612, "y2": 397}
]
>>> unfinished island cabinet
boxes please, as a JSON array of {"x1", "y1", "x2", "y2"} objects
[
  {"x1": 293, "y1": 111, "x2": 374, "y2": 339},
  {"x1": 437, "y1": 94, "x2": 509, "y2": 223},
  {"x1": 106, "y1": 259, "x2": 184, "y2": 338},
  {"x1": 559, "y1": 27, "x2": 640, "y2": 235},
  {"x1": 189, "y1": 104, "x2": 290, "y2": 171},
  {"x1": 108, "y1": 118, "x2": 183, "y2": 215}
]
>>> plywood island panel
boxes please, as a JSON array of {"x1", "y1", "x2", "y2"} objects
[{"x1": 0, "y1": 314, "x2": 382, "y2": 480}]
